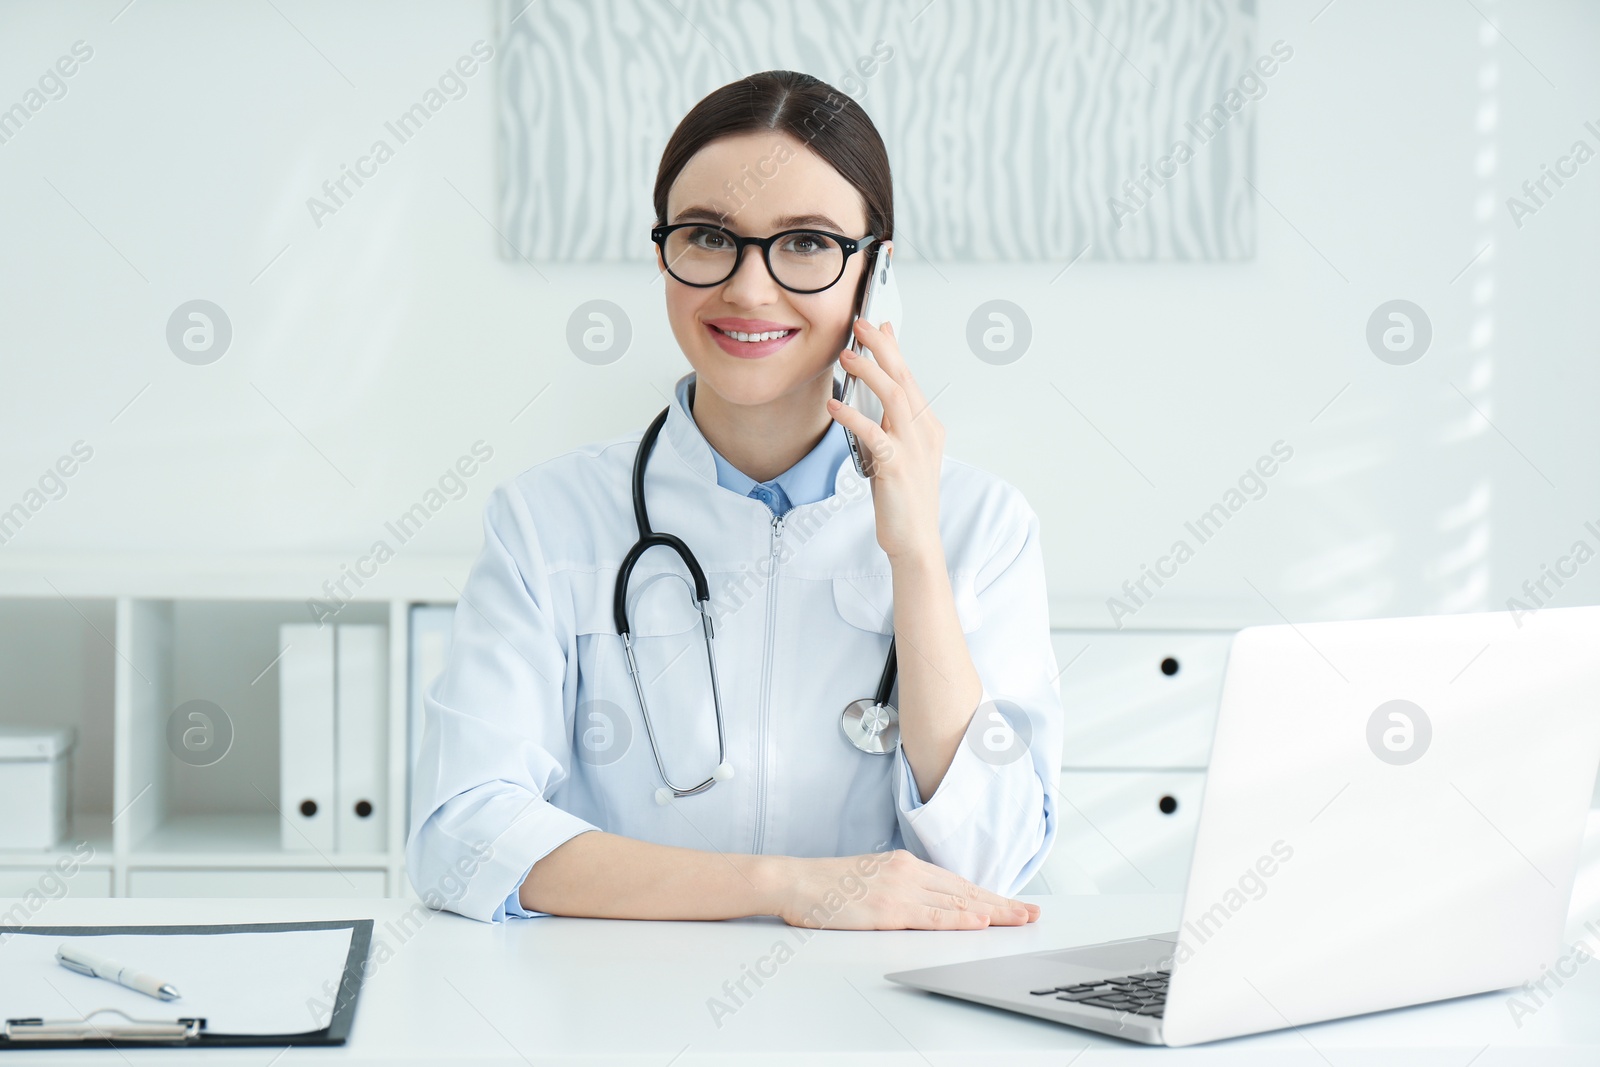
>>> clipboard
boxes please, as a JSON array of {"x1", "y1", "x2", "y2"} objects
[{"x1": 0, "y1": 919, "x2": 373, "y2": 1049}]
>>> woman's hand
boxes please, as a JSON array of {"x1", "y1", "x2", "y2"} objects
[
  {"x1": 827, "y1": 320, "x2": 945, "y2": 564},
  {"x1": 771, "y1": 849, "x2": 1040, "y2": 930}
]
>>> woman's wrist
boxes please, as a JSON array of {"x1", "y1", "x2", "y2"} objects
[
  {"x1": 748, "y1": 853, "x2": 796, "y2": 918},
  {"x1": 887, "y1": 536, "x2": 946, "y2": 572}
]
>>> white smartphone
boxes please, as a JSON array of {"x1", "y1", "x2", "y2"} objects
[{"x1": 838, "y1": 243, "x2": 902, "y2": 479}]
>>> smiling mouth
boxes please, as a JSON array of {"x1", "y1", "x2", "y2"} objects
[{"x1": 708, "y1": 324, "x2": 798, "y2": 343}]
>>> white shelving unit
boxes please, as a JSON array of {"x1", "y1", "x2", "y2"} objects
[
  {"x1": 0, "y1": 555, "x2": 469, "y2": 900},
  {"x1": 0, "y1": 553, "x2": 1243, "y2": 901}
]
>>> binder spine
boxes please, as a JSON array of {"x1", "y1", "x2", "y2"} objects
[
  {"x1": 335, "y1": 625, "x2": 388, "y2": 853},
  {"x1": 278, "y1": 624, "x2": 336, "y2": 852}
]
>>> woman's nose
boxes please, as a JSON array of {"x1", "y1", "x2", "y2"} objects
[{"x1": 719, "y1": 244, "x2": 781, "y2": 306}]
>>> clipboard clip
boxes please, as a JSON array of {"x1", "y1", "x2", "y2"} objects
[{"x1": 5, "y1": 1008, "x2": 205, "y2": 1042}]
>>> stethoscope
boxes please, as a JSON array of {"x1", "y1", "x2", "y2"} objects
[{"x1": 615, "y1": 391, "x2": 900, "y2": 805}]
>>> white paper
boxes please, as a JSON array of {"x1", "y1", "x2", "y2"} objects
[{"x1": 0, "y1": 926, "x2": 357, "y2": 1036}]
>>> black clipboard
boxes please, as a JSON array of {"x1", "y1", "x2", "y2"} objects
[{"x1": 0, "y1": 919, "x2": 373, "y2": 1049}]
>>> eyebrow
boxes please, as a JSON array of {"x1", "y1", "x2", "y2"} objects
[{"x1": 671, "y1": 205, "x2": 846, "y2": 232}]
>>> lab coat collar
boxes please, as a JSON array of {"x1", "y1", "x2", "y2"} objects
[
  {"x1": 659, "y1": 370, "x2": 867, "y2": 502},
  {"x1": 658, "y1": 372, "x2": 718, "y2": 484}
]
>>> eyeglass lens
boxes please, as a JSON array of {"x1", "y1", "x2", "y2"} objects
[{"x1": 662, "y1": 226, "x2": 846, "y2": 291}]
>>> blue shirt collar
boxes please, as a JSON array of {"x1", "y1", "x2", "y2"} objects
[{"x1": 673, "y1": 373, "x2": 851, "y2": 512}]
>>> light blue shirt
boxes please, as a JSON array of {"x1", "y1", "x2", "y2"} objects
[
  {"x1": 676, "y1": 373, "x2": 852, "y2": 517},
  {"x1": 500, "y1": 374, "x2": 854, "y2": 920}
]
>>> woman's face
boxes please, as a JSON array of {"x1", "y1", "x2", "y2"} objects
[{"x1": 659, "y1": 130, "x2": 876, "y2": 410}]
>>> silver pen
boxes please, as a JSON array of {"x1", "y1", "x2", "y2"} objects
[{"x1": 56, "y1": 944, "x2": 181, "y2": 1001}]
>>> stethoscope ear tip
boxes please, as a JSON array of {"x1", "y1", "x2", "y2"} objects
[
  {"x1": 712, "y1": 761, "x2": 734, "y2": 782},
  {"x1": 654, "y1": 787, "x2": 674, "y2": 806}
]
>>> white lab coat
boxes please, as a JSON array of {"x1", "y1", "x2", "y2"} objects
[{"x1": 407, "y1": 372, "x2": 1063, "y2": 922}]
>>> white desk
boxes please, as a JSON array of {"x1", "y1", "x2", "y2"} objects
[{"x1": 2, "y1": 891, "x2": 1598, "y2": 1065}]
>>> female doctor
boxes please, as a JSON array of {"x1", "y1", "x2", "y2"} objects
[{"x1": 407, "y1": 70, "x2": 1063, "y2": 929}]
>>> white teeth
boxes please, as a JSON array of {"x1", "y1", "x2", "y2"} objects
[{"x1": 718, "y1": 327, "x2": 793, "y2": 342}]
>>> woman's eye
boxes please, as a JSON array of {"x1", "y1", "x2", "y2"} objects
[
  {"x1": 781, "y1": 232, "x2": 825, "y2": 255},
  {"x1": 688, "y1": 227, "x2": 729, "y2": 249}
]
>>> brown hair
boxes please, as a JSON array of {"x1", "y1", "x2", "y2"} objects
[{"x1": 652, "y1": 70, "x2": 893, "y2": 246}]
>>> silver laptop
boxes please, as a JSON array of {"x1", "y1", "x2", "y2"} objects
[{"x1": 886, "y1": 604, "x2": 1600, "y2": 1046}]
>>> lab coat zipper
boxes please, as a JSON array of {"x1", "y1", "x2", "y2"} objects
[{"x1": 753, "y1": 510, "x2": 783, "y2": 854}]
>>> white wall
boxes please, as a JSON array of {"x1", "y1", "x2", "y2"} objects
[{"x1": 1, "y1": 0, "x2": 1596, "y2": 628}]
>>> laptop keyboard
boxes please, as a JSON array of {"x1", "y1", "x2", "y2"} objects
[{"x1": 1030, "y1": 970, "x2": 1169, "y2": 1017}]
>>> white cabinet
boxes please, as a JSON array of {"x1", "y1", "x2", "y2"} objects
[
  {"x1": 0, "y1": 586, "x2": 420, "y2": 901},
  {"x1": 127, "y1": 868, "x2": 387, "y2": 898},
  {"x1": 1047, "y1": 770, "x2": 1205, "y2": 893},
  {"x1": 0, "y1": 586, "x2": 1234, "y2": 903},
  {"x1": 1026, "y1": 629, "x2": 1232, "y2": 897},
  {"x1": 0, "y1": 867, "x2": 113, "y2": 899},
  {"x1": 1054, "y1": 630, "x2": 1231, "y2": 769}
]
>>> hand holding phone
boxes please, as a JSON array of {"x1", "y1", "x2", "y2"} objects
[{"x1": 838, "y1": 243, "x2": 902, "y2": 479}]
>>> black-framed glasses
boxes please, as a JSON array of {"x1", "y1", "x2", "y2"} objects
[{"x1": 651, "y1": 222, "x2": 877, "y2": 294}]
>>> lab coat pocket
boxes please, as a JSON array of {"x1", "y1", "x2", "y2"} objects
[
  {"x1": 829, "y1": 571, "x2": 984, "y2": 635},
  {"x1": 567, "y1": 567, "x2": 704, "y2": 637},
  {"x1": 615, "y1": 568, "x2": 708, "y2": 696},
  {"x1": 569, "y1": 567, "x2": 705, "y2": 697},
  {"x1": 566, "y1": 566, "x2": 716, "y2": 782}
]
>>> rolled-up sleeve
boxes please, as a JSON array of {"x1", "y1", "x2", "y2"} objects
[
  {"x1": 890, "y1": 496, "x2": 1062, "y2": 896},
  {"x1": 406, "y1": 484, "x2": 599, "y2": 923}
]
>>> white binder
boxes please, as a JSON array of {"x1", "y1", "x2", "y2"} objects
[
  {"x1": 278, "y1": 624, "x2": 336, "y2": 852},
  {"x1": 335, "y1": 624, "x2": 387, "y2": 854}
]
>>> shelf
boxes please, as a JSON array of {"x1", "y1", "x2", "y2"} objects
[
  {"x1": 0, "y1": 814, "x2": 113, "y2": 869},
  {"x1": 133, "y1": 813, "x2": 390, "y2": 868},
  {"x1": 0, "y1": 552, "x2": 472, "y2": 601},
  {"x1": 0, "y1": 592, "x2": 413, "y2": 898}
]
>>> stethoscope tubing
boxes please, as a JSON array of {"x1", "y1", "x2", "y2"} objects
[
  {"x1": 616, "y1": 407, "x2": 728, "y2": 797},
  {"x1": 613, "y1": 396, "x2": 900, "y2": 801}
]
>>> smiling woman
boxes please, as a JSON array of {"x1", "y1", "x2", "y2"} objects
[
  {"x1": 406, "y1": 70, "x2": 1063, "y2": 932},
  {"x1": 649, "y1": 73, "x2": 893, "y2": 475}
]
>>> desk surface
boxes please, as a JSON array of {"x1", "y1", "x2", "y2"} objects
[{"x1": 3, "y1": 890, "x2": 1599, "y2": 1066}]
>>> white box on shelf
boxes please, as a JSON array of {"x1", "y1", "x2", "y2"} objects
[
  {"x1": 0, "y1": 727, "x2": 75, "y2": 849},
  {"x1": 278, "y1": 624, "x2": 336, "y2": 852},
  {"x1": 335, "y1": 624, "x2": 388, "y2": 854}
]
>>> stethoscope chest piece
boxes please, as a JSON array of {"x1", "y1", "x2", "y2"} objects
[{"x1": 841, "y1": 698, "x2": 900, "y2": 754}]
